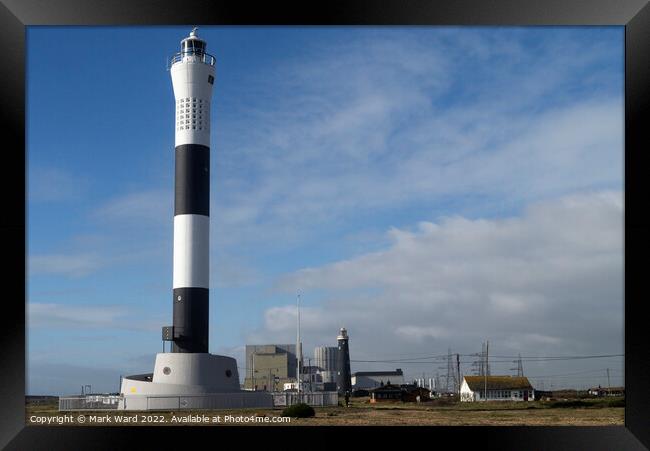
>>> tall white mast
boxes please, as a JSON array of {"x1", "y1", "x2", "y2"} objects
[{"x1": 296, "y1": 293, "x2": 301, "y2": 395}]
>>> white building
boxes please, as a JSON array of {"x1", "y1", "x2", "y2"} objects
[
  {"x1": 352, "y1": 369, "x2": 404, "y2": 389},
  {"x1": 460, "y1": 376, "x2": 534, "y2": 402},
  {"x1": 283, "y1": 381, "x2": 322, "y2": 391}
]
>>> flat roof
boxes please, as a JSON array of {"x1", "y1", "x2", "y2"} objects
[{"x1": 354, "y1": 370, "x2": 403, "y2": 377}]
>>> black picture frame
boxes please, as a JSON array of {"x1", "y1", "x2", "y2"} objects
[{"x1": 1, "y1": 0, "x2": 648, "y2": 449}]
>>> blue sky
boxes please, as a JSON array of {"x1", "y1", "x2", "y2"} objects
[{"x1": 27, "y1": 26, "x2": 624, "y2": 394}]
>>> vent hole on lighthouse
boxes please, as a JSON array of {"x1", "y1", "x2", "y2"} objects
[
  {"x1": 225, "y1": 370, "x2": 232, "y2": 378},
  {"x1": 163, "y1": 367, "x2": 171, "y2": 375}
]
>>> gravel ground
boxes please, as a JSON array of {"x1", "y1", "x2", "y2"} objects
[{"x1": 25, "y1": 398, "x2": 624, "y2": 426}]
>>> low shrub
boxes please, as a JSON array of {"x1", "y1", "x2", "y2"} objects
[
  {"x1": 608, "y1": 398, "x2": 625, "y2": 408},
  {"x1": 282, "y1": 403, "x2": 316, "y2": 418},
  {"x1": 429, "y1": 397, "x2": 457, "y2": 406},
  {"x1": 549, "y1": 400, "x2": 591, "y2": 408}
]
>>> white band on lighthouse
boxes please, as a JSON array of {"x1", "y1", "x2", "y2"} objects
[
  {"x1": 173, "y1": 214, "x2": 209, "y2": 289},
  {"x1": 171, "y1": 59, "x2": 214, "y2": 148}
]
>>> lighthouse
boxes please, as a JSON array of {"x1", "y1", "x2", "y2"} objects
[
  {"x1": 170, "y1": 27, "x2": 214, "y2": 353},
  {"x1": 336, "y1": 327, "x2": 352, "y2": 395},
  {"x1": 118, "y1": 29, "x2": 272, "y2": 410}
]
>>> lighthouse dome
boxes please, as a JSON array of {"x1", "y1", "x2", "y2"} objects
[{"x1": 180, "y1": 27, "x2": 206, "y2": 56}]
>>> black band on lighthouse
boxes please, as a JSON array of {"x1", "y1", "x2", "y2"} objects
[
  {"x1": 172, "y1": 287, "x2": 209, "y2": 353},
  {"x1": 175, "y1": 144, "x2": 210, "y2": 216}
]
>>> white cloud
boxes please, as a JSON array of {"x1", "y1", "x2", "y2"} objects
[
  {"x1": 91, "y1": 189, "x2": 172, "y2": 226},
  {"x1": 28, "y1": 167, "x2": 88, "y2": 203},
  {"x1": 212, "y1": 255, "x2": 261, "y2": 288},
  {"x1": 263, "y1": 305, "x2": 339, "y2": 333},
  {"x1": 209, "y1": 32, "x2": 622, "y2": 253},
  {"x1": 28, "y1": 302, "x2": 161, "y2": 332},
  {"x1": 28, "y1": 303, "x2": 127, "y2": 328},
  {"x1": 395, "y1": 325, "x2": 450, "y2": 342},
  {"x1": 29, "y1": 253, "x2": 103, "y2": 277},
  {"x1": 253, "y1": 190, "x2": 623, "y2": 372}
]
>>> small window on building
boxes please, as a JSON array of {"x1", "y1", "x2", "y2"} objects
[{"x1": 208, "y1": 75, "x2": 214, "y2": 84}]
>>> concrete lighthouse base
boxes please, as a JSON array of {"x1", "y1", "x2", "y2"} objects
[{"x1": 118, "y1": 353, "x2": 273, "y2": 410}]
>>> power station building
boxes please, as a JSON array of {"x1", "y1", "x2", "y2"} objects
[
  {"x1": 314, "y1": 346, "x2": 339, "y2": 384},
  {"x1": 242, "y1": 328, "x2": 352, "y2": 393},
  {"x1": 243, "y1": 344, "x2": 297, "y2": 391}
]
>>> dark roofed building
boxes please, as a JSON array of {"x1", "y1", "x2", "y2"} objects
[
  {"x1": 401, "y1": 385, "x2": 431, "y2": 402},
  {"x1": 460, "y1": 376, "x2": 534, "y2": 402},
  {"x1": 369, "y1": 384, "x2": 404, "y2": 402},
  {"x1": 588, "y1": 386, "x2": 625, "y2": 397},
  {"x1": 369, "y1": 383, "x2": 432, "y2": 403}
]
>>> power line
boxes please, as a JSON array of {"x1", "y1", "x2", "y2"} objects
[
  {"x1": 526, "y1": 368, "x2": 623, "y2": 378},
  {"x1": 510, "y1": 353, "x2": 523, "y2": 377},
  {"x1": 479, "y1": 354, "x2": 624, "y2": 360},
  {"x1": 351, "y1": 354, "x2": 449, "y2": 363},
  {"x1": 350, "y1": 354, "x2": 623, "y2": 364}
]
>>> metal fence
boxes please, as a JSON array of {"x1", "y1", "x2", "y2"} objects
[
  {"x1": 271, "y1": 391, "x2": 338, "y2": 407},
  {"x1": 60, "y1": 391, "x2": 338, "y2": 411},
  {"x1": 59, "y1": 395, "x2": 121, "y2": 411}
]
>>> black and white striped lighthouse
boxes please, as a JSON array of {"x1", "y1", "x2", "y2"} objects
[
  {"x1": 120, "y1": 30, "x2": 273, "y2": 407},
  {"x1": 167, "y1": 28, "x2": 216, "y2": 353}
]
